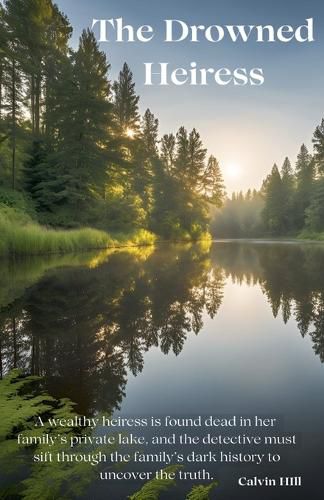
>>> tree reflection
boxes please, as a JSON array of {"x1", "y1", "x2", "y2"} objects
[
  {"x1": 212, "y1": 242, "x2": 324, "y2": 363},
  {"x1": 311, "y1": 293, "x2": 324, "y2": 362},
  {"x1": 0, "y1": 243, "x2": 225, "y2": 414},
  {"x1": 2, "y1": 241, "x2": 324, "y2": 415}
]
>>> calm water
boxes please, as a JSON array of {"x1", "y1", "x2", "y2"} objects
[{"x1": 1, "y1": 241, "x2": 324, "y2": 499}]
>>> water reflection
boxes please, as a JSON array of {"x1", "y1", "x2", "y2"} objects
[
  {"x1": 1, "y1": 241, "x2": 324, "y2": 415},
  {"x1": 0, "y1": 243, "x2": 222, "y2": 413},
  {"x1": 211, "y1": 242, "x2": 324, "y2": 361}
]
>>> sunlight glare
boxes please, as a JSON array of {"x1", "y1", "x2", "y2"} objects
[
  {"x1": 126, "y1": 128, "x2": 135, "y2": 138},
  {"x1": 225, "y1": 162, "x2": 242, "y2": 179}
]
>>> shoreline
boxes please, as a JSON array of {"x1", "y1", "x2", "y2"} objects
[{"x1": 2, "y1": 235, "x2": 324, "y2": 259}]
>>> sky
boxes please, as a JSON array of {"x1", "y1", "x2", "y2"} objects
[{"x1": 56, "y1": 0, "x2": 324, "y2": 193}]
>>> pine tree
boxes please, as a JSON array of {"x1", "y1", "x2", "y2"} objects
[
  {"x1": 113, "y1": 62, "x2": 140, "y2": 136},
  {"x1": 188, "y1": 128, "x2": 207, "y2": 190},
  {"x1": 0, "y1": 21, "x2": 25, "y2": 190},
  {"x1": 4, "y1": 0, "x2": 52, "y2": 135},
  {"x1": 175, "y1": 126, "x2": 207, "y2": 192},
  {"x1": 294, "y1": 144, "x2": 315, "y2": 230},
  {"x1": 27, "y1": 55, "x2": 75, "y2": 214},
  {"x1": 72, "y1": 29, "x2": 112, "y2": 173},
  {"x1": 281, "y1": 157, "x2": 294, "y2": 189},
  {"x1": 32, "y1": 30, "x2": 114, "y2": 221},
  {"x1": 262, "y1": 164, "x2": 285, "y2": 234},
  {"x1": 305, "y1": 120, "x2": 324, "y2": 233},
  {"x1": 43, "y1": 4, "x2": 72, "y2": 136},
  {"x1": 133, "y1": 108, "x2": 159, "y2": 217},
  {"x1": 141, "y1": 108, "x2": 159, "y2": 159},
  {"x1": 23, "y1": 139, "x2": 48, "y2": 205},
  {"x1": 202, "y1": 155, "x2": 225, "y2": 207},
  {"x1": 1, "y1": 0, "x2": 71, "y2": 191},
  {"x1": 0, "y1": 0, "x2": 246, "y2": 239},
  {"x1": 175, "y1": 126, "x2": 189, "y2": 180},
  {"x1": 313, "y1": 118, "x2": 324, "y2": 175},
  {"x1": 306, "y1": 179, "x2": 324, "y2": 232},
  {"x1": 0, "y1": 4, "x2": 6, "y2": 121},
  {"x1": 280, "y1": 157, "x2": 295, "y2": 232},
  {"x1": 160, "y1": 133, "x2": 176, "y2": 174}
]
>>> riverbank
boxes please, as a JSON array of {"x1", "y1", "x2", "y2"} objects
[
  {"x1": 0, "y1": 198, "x2": 215, "y2": 257},
  {"x1": 0, "y1": 205, "x2": 156, "y2": 257},
  {"x1": 212, "y1": 232, "x2": 324, "y2": 243},
  {"x1": 298, "y1": 230, "x2": 324, "y2": 241}
]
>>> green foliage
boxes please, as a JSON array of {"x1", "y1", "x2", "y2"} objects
[
  {"x1": 0, "y1": 370, "x2": 54, "y2": 462},
  {"x1": 0, "y1": 206, "x2": 112, "y2": 256},
  {"x1": 0, "y1": 201, "x2": 34, "y2": 224},
  {"x1": 0, "y1": 369, "x2": 100, "y2": 499},
  {"x1": 174, "y1": 127, "x2": 207, "y2": 191},
  {"x1": 0, "y1": 132, "x2": 29, "y2": 189},
  {"x1": 313, "y1": 118, "x2": 324, "y2": 175},
  {"x1": 126, "y1": 229, "x2": 157, "y2": 246},
  {"x1": 202, "y1": 155, "x2": 226, "y2": 207},
  {"x1": 0, "y1": 186, "x2": 35, "y2": 216},
  {"x1": 294, "y1": 144, "x2": 315, "y2": 229},
  {"x1": 186, "y1": 481, "x2": 218, "y2": 499},
  {"x1": 160, "y1": 133, "x2": 176, "y2": 173},
  {"x1": 31, "y1": 30, "x2": 115, "y2": 215},
  {"x1": 128, "y1": 469, "x2": 218, "y2": 500},
  {"x1": 262, "y1": 164, "x2": 286, "y2": 235},
  {"x1": 0, "y1": 205, "x2": 156, "y2": 256},
  {"x1": 305, "y1": 178, "x2": 324, "y2": 232},
  {"x1": 141, "y1": 109, "x2": 159, "y2": 159},
  {"x1": 113, "y1": 62, "x2": 140, "y2": 135},
  {"x1": 153, "y1": 132, "x2": 214, "y2": 241},
  {"x1": 2, "y1": 0, "x2": 324, "y2": 242},
  {"x1": 128, "y1": 466, "x2": 182, "y2": 500},
  {"x1": 280, "y1": 157, "x2": 295, "y2": 231},
  {"x1": 298, "y1": 230, "x2": 324, "y2": 241},
  {"x1": 0, "y1": 0, "x2": 225, "y2": 244},
  {"x1": 101, "y1": 189, "x2": 147, "y2": 232},
  {"x1": 132, "y1": 108, "x2": 159, "y2": 218}
]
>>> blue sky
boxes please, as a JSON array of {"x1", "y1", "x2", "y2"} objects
[{"x1": 56, "y1": 0, "x2": 324, "y2": 192}]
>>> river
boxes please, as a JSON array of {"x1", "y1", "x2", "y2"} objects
[{"x1": 0, "y1": 241, "x2": 323, "y2": 499}]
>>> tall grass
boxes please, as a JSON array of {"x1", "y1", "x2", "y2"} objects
[{"x1": 0, "y1": 206, "x2": 156, "y2": 257}]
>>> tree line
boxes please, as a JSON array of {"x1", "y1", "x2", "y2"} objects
[
  {"x1": 0, "y1": 0, "x2": 225, "y2": 239},
  {"x1": 212, "y1": 123, "x2": 324, "y2": 238}
]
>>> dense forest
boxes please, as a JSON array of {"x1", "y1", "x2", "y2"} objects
[
  {"x1": 0, "y1": 0, "x2": 225, "y2": 250},
  {"x1": 212, "y1": 128, "x2": 324, "y2": 239},
  {"x1": 1, "y1": 0, "x2": 323, "y2": 252}
]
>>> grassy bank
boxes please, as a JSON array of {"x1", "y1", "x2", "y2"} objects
[
  {"x1": 0, "y1": 205, "x2": 156, "y2": 257},
  {"x1": 298, "y1": 230, "x2": 324, "y2": 241}
]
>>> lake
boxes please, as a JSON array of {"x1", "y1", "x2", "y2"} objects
[{"x1": 1, "y1": 241, "x2": 324, "y2": 499}]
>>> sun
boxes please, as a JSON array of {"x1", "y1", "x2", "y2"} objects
[
  {"x1": 225, "y1": 162, "x2": 242, "y2": 179},
  {"x1": 125, "y1": 128, "x2": 135, "y2": 139}
]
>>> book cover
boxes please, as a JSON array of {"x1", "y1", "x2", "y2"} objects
[{"x1": 0, "y1": 1, "x2": 323, "y2": 499}]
